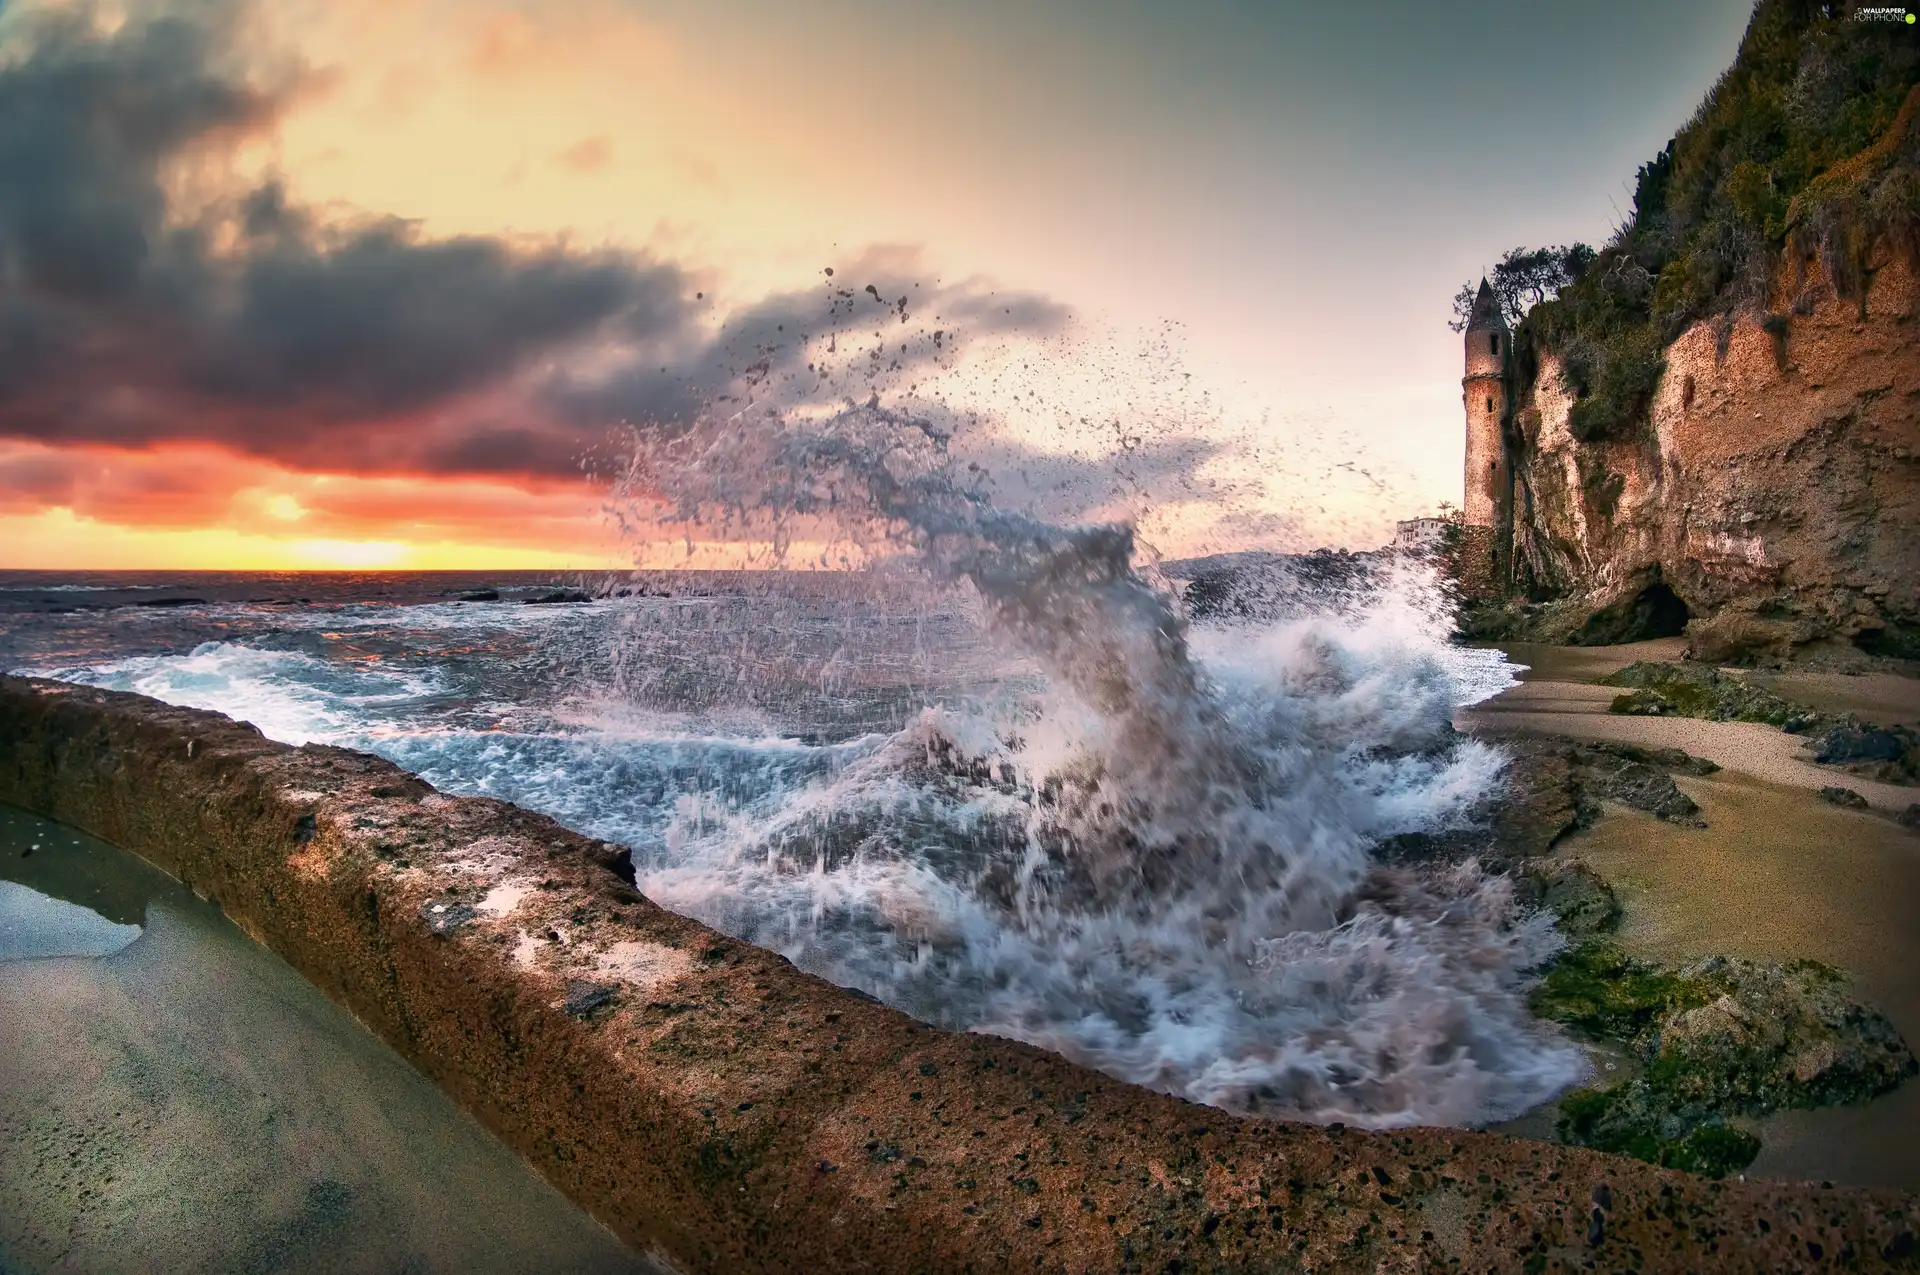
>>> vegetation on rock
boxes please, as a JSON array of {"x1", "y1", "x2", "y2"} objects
[
  {"x1": 1555, "y1": 1082, "x2": 1763, "y2": 1178},
  {"x1": 1603, "y1": 661, "x2": 1920, "y2": 784},
  {"x1": 1513, "y1": 859, "x2": 1621, "y2": 940},
  {"x1": 1532, "y1": 941, "x2": 1713, "y2": 1043},
  {"x1": 1515, "y1": 757, "x2": 1917, "y2": 1178},
  {"x1": 1458, "y1": 1, "x2": 1919, "y2": 444},
  {"x1": 1602, "y1": 660, "x2": 1820, "y2": 728},
  {"x1": 1532, "y1": 935, "x2": 1916, "y2": 1177}
]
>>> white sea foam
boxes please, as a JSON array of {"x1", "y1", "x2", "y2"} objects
[
  {"x1": 43, "y1": 642, "x2": 448, "y2": 745},
  {"x1": 590, "y1": 400, "x2": 1580, "y2": 1126}
]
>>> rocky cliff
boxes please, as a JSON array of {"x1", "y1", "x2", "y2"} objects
[{"x1": 1502, "y1": 243, "x2": 1918, "y2": 660}]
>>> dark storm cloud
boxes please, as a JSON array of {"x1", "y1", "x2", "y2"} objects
[
  {"x1": 0, "y1": 3, "x2": 277, "y2": 301},
  {"x1": 196, "y1": 187, "x2": 689, "y2": 414},
  {"x1": 0, "y1": 3, "x2": 1073, "y2": 486},
  {"x1": 0, "y1": 3, "x2": 694, "y2": 468}
]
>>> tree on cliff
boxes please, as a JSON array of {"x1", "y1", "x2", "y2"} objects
[{"x1": 1448, "y1": 245, "x2": 1596, "y2": 332}]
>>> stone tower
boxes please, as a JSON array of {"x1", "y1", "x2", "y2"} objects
[{"x1": 1460, "y1": 278, "x2": 1511, "y2": 590}]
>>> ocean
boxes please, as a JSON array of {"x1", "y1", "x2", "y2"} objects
[{"x1": 0, "y1": 550, "x2": 1585, "y2": 1133}]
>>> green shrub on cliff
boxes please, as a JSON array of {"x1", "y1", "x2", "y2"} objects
[{"x1": 1488, "y1": 1, "x2": 1919, "y2": 442}]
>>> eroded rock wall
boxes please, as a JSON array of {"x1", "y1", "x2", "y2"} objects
[{"x1": 1508, "y1": 250, "x2": 1919, "y2": 657}]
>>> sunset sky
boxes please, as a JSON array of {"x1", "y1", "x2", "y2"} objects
[{"x1": 0, "y1": 0, "x2": 1755, "y2": 570}]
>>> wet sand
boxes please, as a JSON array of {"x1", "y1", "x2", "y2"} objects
[
  {"x1": 1461, "y1": 643, "x2": 1920, "y2": 1195},
  {"x1": 1490, "y1": 637, "x2": 1689, "y2": 684},
  {"x1": 1748, "y1": 667, "x2": 1920, "y2": 728},
  {"x1": 0, "y1": 804, "x2": 655, "y2": 1275}
]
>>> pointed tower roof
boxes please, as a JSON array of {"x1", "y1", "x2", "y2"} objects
[{"x1": 1466, "y1": 277, "x2": 1505, "y2": 331}]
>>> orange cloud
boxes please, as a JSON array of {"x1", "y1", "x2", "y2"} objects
[
  {"x1": 553, "y1": 135, "x2": 614, "y2": 174},
  {"x1": 0, "y1": 440, "x2": 614, "y2": 553}
]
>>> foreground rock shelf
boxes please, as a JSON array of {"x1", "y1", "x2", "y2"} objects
[{"x1": 2, "y1": 676, "x2": 1915, "y2": 1274}]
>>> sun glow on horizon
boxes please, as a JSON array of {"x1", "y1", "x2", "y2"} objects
[
  {"x1": 0, "y1": 509, "x2": 623, "y2": 572},
  {"x1": 0, "y1": 508, "x2": 900, "y2": 572}
]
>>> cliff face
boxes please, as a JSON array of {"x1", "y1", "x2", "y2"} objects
[{"x1": 1505, "y1": 249, "x2": 1919, "y2": 659}]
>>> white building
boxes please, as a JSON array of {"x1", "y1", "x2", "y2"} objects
[{"x1": 1394, "y1": 516, "x2": 1453, "y2": 556}]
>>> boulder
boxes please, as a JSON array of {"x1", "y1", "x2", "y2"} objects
[
  {"x1": 1814, "y1": 724, "x2": 1907, "y2": 764},
  {"x1": 1683, "y1": 612, "x2": 1802, "y2": 666}
]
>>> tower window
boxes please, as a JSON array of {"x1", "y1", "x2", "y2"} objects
[
  {"x1": 1490, "y1": 334, "x2": 1499, "y2": 356},
  {"x1": 1486, "y1": 397, "x2": 1493, "y2": 413}
]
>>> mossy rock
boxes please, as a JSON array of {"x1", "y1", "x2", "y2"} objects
[
  {"x1": 1536, "y1": 938, "x2": 1917, "y2": 1178},
  {"x1": 1601, "y1": 661, "x2": 1818, "y2": 729},
  {"x1": 1517, "y1": 859, "x2": 1621, "y2": 940},
  {"x1": 1555, "y1": 1082, "x2": 1760, "y2": 1178},
  {"x1": 1646, "y1": 957, "x2": 1919, "y2": 1113},
  {"x1": 1532, "y1": 943, "x2": 1712, "y2": 1044}
]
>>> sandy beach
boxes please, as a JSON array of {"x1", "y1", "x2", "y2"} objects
[{"x1": 1461, "y1": 643, "x2": 1920, "y2": 1194}]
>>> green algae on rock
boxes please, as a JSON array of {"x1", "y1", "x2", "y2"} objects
[
  {"x1": 1556, "y1": 1082, "x2": 1763, "y2": 1178},
  {"x1": 1533, "y1": 942, "x2": 1713, "y2": 1044},
  {"x1": 1514, "y1": 860, "x2": 1621, "y2": 941},
  {"x1": 1603, "y1": 663, "x2": 1920, "y2": 791},
  {"x1": 1603, "y1": 661, "x2": 1821, "y2": 729},
  {"x1": 1647, "y1": 957, "x2": 1918, "y2": 1114},
  {"x1": 1499, "y1": 735, "x2": 1920, "y2": 1180},
  {"x1": 1532, "y1": 939, "x2": 1917, "y2": 1177}
]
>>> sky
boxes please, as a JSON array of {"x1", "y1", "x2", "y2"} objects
[{"x1": 0, "y1": 0, "x2": 1757, "y2": 570}]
